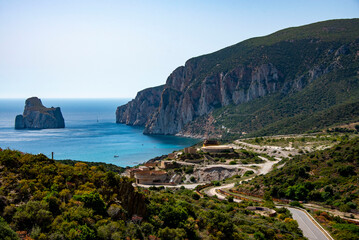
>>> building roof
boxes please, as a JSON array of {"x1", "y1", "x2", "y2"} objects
[
  {"x1": 201, "y1": 145, "x2": 233, "y2": 150},
  {"x1": 135, "y1": 170, "x2": 166, "y2": 176}
]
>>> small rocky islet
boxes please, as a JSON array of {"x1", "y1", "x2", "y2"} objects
[{"x1": 15, "y1": 97, "x2": 65, "y2": 129}]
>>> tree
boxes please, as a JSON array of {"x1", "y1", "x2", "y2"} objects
[
  {"x1": 159, "y1": 205, "x2": 188, "y2": 228},
  {"x1": 73, "y1": 192, "x2": 106, "y2": 216},
  {"x1": 157, "y1": 227, "x2": 187, "y2": 240},
  {"x1": 13, "y1": 201, "x2": 53, "y2": 231},
  {"x1": 0, "y1": 217, "x2": 19, "y2": 240}
]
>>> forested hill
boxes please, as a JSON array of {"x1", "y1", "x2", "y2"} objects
[
  {"x1": 0, "y1": 149, "x2": 146, "y2": 239},
  {"x1": 0, "y1": 149, "x2": 307, "y2": 239},
  {"x1": 236, "y1": 136, "x2": 359, "y2": 211},
  {"x1": 117, "y1": 18, "x2": 359, "y2": 139}
]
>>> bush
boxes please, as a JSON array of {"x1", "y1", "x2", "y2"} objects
[
  {"x1": 289, "y1": 201, "x2": 303, "y2": 208},
  {"x1": 0, "y1": 217, "x2": 19, "y2": 240},
  {"x1": 184, "y1": 166, "x2": 194, "y2": 174},
  {"x1": 244, "y1": 170, "x2": 254, "y2": 177},
  {"x1": 13, "y1": 200, "x2": 53, "y2": 231},
  {"x1": 159, "y1": 205, "x2": 188, "y2": 228},
  {"x1": 158, "y1": 227, "x2": 187, "y2": 240},
  {"x1": 192, "y1": 193, "x2": 200, "y2": 200},
  {"x1": 73, "y1": 192, "x2": 106, "y2": 215},
  {"x1": 338, "y1": 166, "x2": 356, "y2": 177},
  {"x1": 212, "y1": 181, "x2": 221, "y2": 186}
]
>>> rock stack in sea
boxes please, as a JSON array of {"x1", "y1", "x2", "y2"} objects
[{"x1": 15, "y1": 97, "x2": 65, "y2": 129}]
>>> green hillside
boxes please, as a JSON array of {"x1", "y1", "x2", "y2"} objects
[
  {"x1": 183, "y1": 19, "x2": 359, "y2": 138},
  {"x1": 188, "y1": 18, "x2": 359, "y2": 85},
  {"x1": 235, "y1": 137, "x2": 359, "y2": 210},
  {"x1": 0, "y1": 149, "x2": 306, "y2": 239}
]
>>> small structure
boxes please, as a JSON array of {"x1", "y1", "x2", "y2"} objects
[
  {"x1": 184, "y1": 147, "x2": 197, "y2": 154},
  {"x1": 160, "y1": 160, "x2": 180, "y2": 169},
  {"x1": 203, "y1": 140, "x2": 219, "y2": 147},
  {"x1": 143, "y1": 162, "x2": 158, "y2": 169},
  {"x1": 134, "y1": 170, "x2": 167, "y2": 184},
  {"x1": 201, "y1": 145, "x2": 234, "y2": 153},
  {"x1": 167, "y1": 152, "x2": 177, "y2": 159}
]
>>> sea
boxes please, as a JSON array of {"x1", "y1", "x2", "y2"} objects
[{"x1": 0, "y1": 99, "x2": 199, "y2": 167}]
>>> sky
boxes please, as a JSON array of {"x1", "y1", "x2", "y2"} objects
[{"x1": 0, "y1": 0, "x2": 358, "y2": 99}]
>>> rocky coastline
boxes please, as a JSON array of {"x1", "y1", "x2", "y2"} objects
[{"x1": 116, "y1": 19, "x2": 359, "y2": 138}]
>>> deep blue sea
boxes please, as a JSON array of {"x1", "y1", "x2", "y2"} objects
[{"x1": 0, "y1": 99, "x2": 198, "y2": 167}]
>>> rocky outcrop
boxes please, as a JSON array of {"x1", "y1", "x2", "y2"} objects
[
  {"x1": 119, "y1": 58, "x2": 341, "y2": 136},
  {"x1": 15, "y1": 97, "x2": 65, "y2": 129},
  {"x1": 116, "y1": 19, "x2": 359, "y2": 137},
  {"x1": 116, "y1": 85, "x2": 164, "y2": 126},
  {"x1": 143, "y1": 63, "x2": 283, "y2": 135}
]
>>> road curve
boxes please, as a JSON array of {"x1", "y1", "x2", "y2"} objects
[{"x1": 287, "y1": 207, "x2": 332, "y2": 240}]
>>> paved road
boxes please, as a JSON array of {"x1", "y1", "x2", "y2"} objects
[
  {"x1": 287, "y1": 207, "x2": 331, "y2": 240},
  {"x1": 136, "y1": 182, "x2": 203, "y2": 189}
]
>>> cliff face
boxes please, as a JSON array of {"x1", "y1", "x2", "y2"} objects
[
  {"x1": 116, "y1": 85, "x2": 164, "y2": 126},
  {"x1": 116, "y1": 19, "x2": 359, "y2": 137},
  {"x1": 15, "y1": 97, "x2": 65, "y2": 129},
  {"x1": 143, "y1": 63, "x2": 282, "y2": 135}
]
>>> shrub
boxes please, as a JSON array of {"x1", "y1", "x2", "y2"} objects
[
  {"x1": 0, "y1": 217, "x2": 19, "y2": 240},
  {"x1": 244, "y1": 170, "x2": 254, "y2": 177},
  {"x1": 73, "y1": 192, "x2": 106, "y2": 215},
  {"x1": 289, "y1": 201, "x2": 303, "y2": 208},
  {"x1": 158, "y1": 227, "x2": 187, "y2": 240},
  {"x1": 192, "y1": 193, "x2": 200, "y2": 200}
]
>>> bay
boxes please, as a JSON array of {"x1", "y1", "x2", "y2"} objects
[{"x1": 0, "y1": 99, "x2": 198, "y2": 167}]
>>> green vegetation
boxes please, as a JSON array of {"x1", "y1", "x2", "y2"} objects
[
  {"x1": 188, "y1": 19, "x2": 359, "y2": 87},
  {"x1": 243, "y1": 135, "x2": 340, "y2": 149},
  {"x1": 180, "y1": 19, "x2": 359, "y2": 139},
  {"x1": 243, "y1": 170, "x2": 255, "y2": 177},
  {"x1": 0, "y1": 217, "x2": 19, "y2": 240},
  {"x1": 0, "y1": 149, "x2": 307, "y2": 239},
  {"x1": 58, "y1": 159, "x2": 125, "y2": 173},
  {"x1": 311, "y1": 210, "x2": 359, "y2": 240},
  {"x1": 144, "y1": 188, "x2": 305, "y2": 239},
  {"x1": 236, "y1": 137, "x2": 359, "y2": 211},
  {"x1": 0, "y1": 149, "x2": 146, "y2": 239}
]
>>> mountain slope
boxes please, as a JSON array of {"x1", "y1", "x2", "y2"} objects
[
  {"x1": 235, "y1": 137, "x2": 359, "y2": 210},
  {"x1": 116, "y1": 18, "x2": 359, "y2": 138},
  {"x1": 0, "y1": 149, "x2": 146, "y2": 239},
  {"x1": 0, "y1": 149, "x2": 306, "y2": 239}
]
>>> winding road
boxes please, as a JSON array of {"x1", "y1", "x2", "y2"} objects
[
  {"x1": 203, "y1": 158, "x2": 333, "y2": 240},
  {"x1": 287, "y1": 207, "x2": 332, "y2": 240}
]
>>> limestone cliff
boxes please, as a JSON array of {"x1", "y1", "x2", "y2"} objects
[
  {"x1": 143, "y1": 63, "x2": 282, "y2": 135},
  {"x1": 116, "y1": 19, "x2": 359, "y2": 137},
  {"x1": 116, "y1": 85, "x2": 164, "y2": 126},
  {"x1": 15, "y1": 97, "x2": 65, "y2": 129}
]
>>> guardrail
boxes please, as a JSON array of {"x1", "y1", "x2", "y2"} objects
[
  {"x1": 288, "y1": 206, "x2": 334, "y2": 240},
  {"x1": 217, "y1": 189, "x2": 262, "y2": 202},
  {"x1": 229, "y1": 189, "x2": 291, "y2": 204},
  {"x1": 195, "y1": 183, "x2": 213, "y2": 197}
]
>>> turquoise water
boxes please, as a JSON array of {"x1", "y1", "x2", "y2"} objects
[{"x1": 0, "y1": 99, "x2": 198, "y2": 167}]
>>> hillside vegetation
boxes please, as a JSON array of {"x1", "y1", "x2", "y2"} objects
[
  {"x1": 118, "y1": 18, "x2": 359, "y2": 139},
  {"x1": 0, "y1": 149, "x2": 146, "y2": 239},
  {"x1": 0, "y1": 149, "x2": 307, "y2": 239},
  {"x1": 235, "y1": 136, "x2": 359, "y2": 211}
]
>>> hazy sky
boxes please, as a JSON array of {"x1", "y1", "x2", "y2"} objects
[{"x1": 1, "y1": 0, "x2": 358, "y2": 99}]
